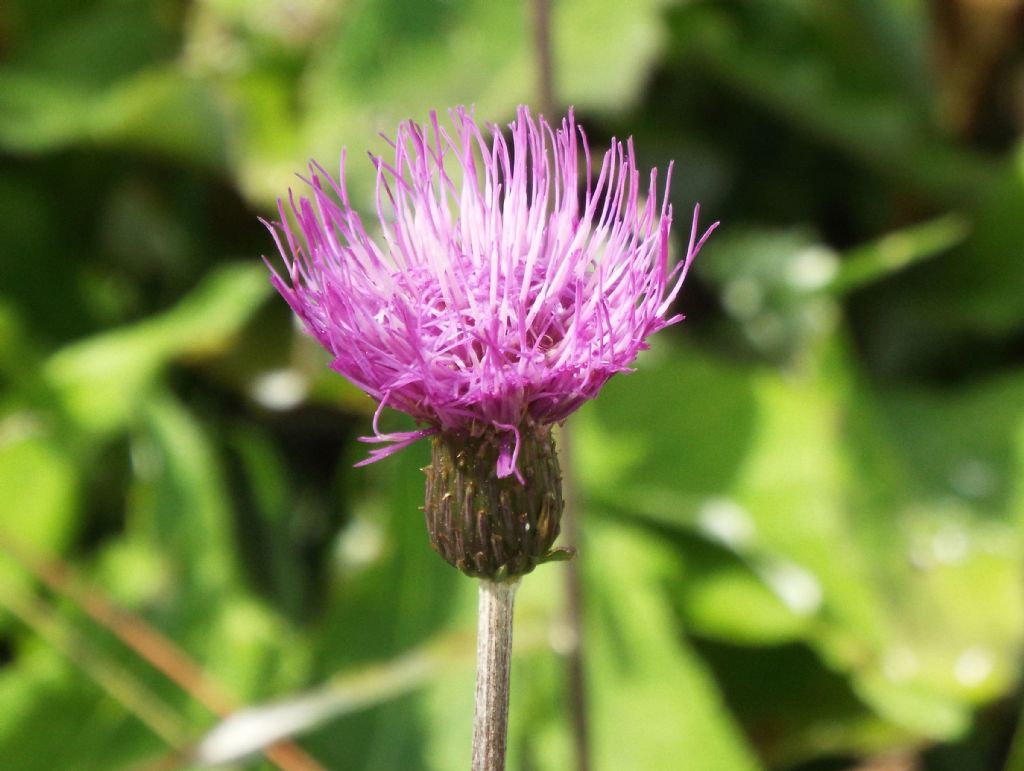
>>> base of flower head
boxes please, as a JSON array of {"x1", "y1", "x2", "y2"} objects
[{"x1": 423, "y1": 423, "x2": 567, "y2": 580}]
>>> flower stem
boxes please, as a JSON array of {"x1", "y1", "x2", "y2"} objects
[{"x1": 472, "y1": 578, "x2": 519, "y2": 771}]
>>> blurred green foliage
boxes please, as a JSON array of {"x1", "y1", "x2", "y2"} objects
[{"x1": 2, "y1": 0, "x2": 1024, "y2": 769}]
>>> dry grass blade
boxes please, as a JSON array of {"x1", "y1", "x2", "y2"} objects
[
  {"x1": 0, "y1": 528, "x2": 325, "y2": 771},
  {"x1": 0, "y1": 584, "x2": 188, "y2": 748}
]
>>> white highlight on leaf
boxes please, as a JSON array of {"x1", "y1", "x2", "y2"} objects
[
  {"x1": 931, "y1": 522, "x2": 969, "y2": 565},
  {"x1": 882, "y1": 646, "x2": 919, "y2": 683},
  {"x1": 758, "y1": 559, "x2": 823, "y2": 616},
  {"x1": 722, "y1": 277, "x2": 764, "y2": 319},
  {"x1": 954, "y1": 647, "x2": 993, "y2": 687},
  {"x1": 747, "y1": 310, "x2": 786, "y2": 350},
  {"x1": 949, "y1": 458, "x2": 998, "y2": 500},
  {"x1": 130, "y1": 435, "x2": 162, "y2": 480},
  {"x1": 696, "y1": 498, "x2": 756, "y2": 551},
  {"x1": 547, "y1": 619, "x2": 578, "y2": 656},
  {"x1": 0, "y1": 413, "x2": 44, "y2": 446},
  {"x1": 251, "y1": 368, "x2": 308, "y2": 410},
  {"x1": 786, "y1": 246, "x2": 838, "y2": 290},
  {"x1": 337, "y1": 517, "x2": 385, "y2": 568},
  {"x1": 194, "y1": 650, "x2": 436, "y2": 767},
  {"x1": 196, "y1": 690, "x2": 339, "y2": 766}
]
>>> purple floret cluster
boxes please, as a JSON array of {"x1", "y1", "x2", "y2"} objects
[{"x1": 265, "y1": 106, "x2": 715, "y2": 479}]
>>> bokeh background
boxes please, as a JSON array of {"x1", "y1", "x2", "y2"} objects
[{"x1": 3, "y1": 1, "x2": 1024, "y2": 769}]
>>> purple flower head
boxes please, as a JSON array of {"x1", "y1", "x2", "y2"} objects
[{"x1": 264, "y1": 106, "x2": 716, "y2": 481}]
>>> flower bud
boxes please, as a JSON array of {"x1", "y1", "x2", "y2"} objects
[{"x1": 423, "y1": 425, "x2": 570, "y2": 579}]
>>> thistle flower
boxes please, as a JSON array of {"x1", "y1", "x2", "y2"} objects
[{"x1": 265, "y1": 106, "x2": 715, "y2": 577}]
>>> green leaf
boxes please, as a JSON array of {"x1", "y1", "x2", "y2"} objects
[
  {"x1": 585, "y1": 519, "x2": 761, "y2": 771},
  {"x1": 672, "y1": 1, "x2": 991, "y2": 200},
  {"x1": 876, "y1": 373, "x2": 1024, "y2": 515},
  {"x1": 44, "y1": 264, "x2": 271, "y2": 435},
  {"x1": 0, "y1": 71, "x2": 94, "y2": 151},
  {"x1": 90, "y1": 69, "x2": 228, "y2": 167},
  {"x1": 221, "y1": 0, "x2": 676, "y2": 204},
  {"x1": 194, "y1": 629, "x2": 474, "y2": 767},
  {"x1": 131, "y1": 392, "x2": 237, "y2": 594},
  {"x1": 0, "y1": 642, "x2": 166, "y2": 771},
  {"x1": 553, "y1": 0, "x2": 675, "y2": 111},
  {"x1": 0, "y1": 67, "x2": 225, "y2": 163},
  {"x1": 675, "y1": 537, "x2": 812, "y2": 645},
  {"x1": 575, "y1": 343, "x2": 758, "y2": 500},
  {"x1": 829, "y1": 214, "x2": 970, "y2": 294},
  {"x1": 577, "y1": 339, "x2": 1024, "y2": 751},
  {"x1": 299, "y1": 441, "x2": 463, "y2": 768},
  {"x1": 4, "y1": 2, "x2": 174, "y2": 89},
  {"x1": 0, "y1": 428, "x2": 78, "y2": 594},
  {"x1": 0, "y1": 1, "x2": 224, "y2": 164}
]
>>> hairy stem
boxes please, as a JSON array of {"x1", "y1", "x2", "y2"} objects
[{"x1": 472, "y1": 579, "x2": 519, "y2": 771}]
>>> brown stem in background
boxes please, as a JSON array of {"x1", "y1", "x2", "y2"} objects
[
  {"x1": 931, "y1": 0, "x2": 1024, "y2": 137},
  {"x1": 556, "y1": 426, "x2": 591, "y2": 771},
  {"x1": 0, "y1": 587, "x2": 189, "y2": 747},
  {"x1": 528, "y1": 1, "x2": 591, "y2": 767},
  {"x1": 0, "y1": 529, "x2": 324, "y2": 771},
  {"x1": 530, "y1": 0, "x2": 555, "y2": 117},
  {"x1": 851, "y1": 751, "x2": 921, "y2": 771}
]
